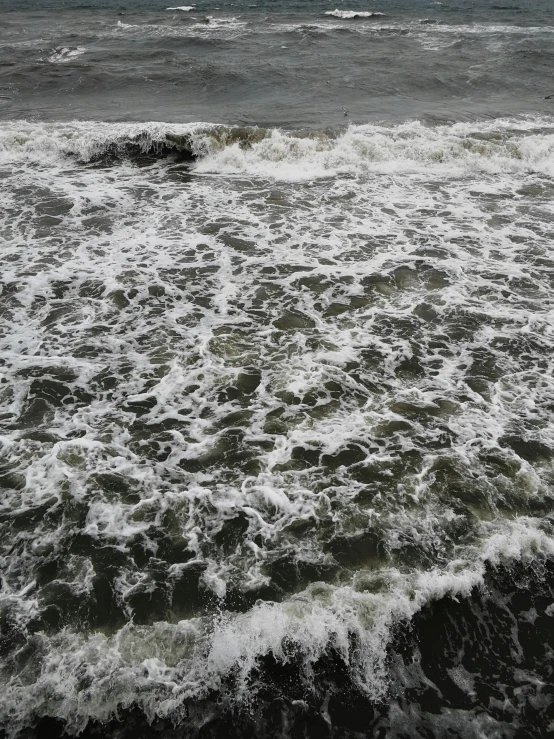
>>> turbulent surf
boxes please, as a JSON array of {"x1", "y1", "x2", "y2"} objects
[{"x1": 1, "y1": 2, "x2": 554, "y2": 739}]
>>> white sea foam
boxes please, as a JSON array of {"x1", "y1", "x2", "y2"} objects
[
  {"x1": 431, "y1": 23, "x2": 554, "y2": 35},
  {"x1": 192, "y1": 119, "x2": 554, "y2": 181},
  {"x1": 0, "y1": 120, "x2": 207, "y2": 164},
  {"x1": 1, "y1": 115, "x2": 553, "y2": 731},
  {"x1": 115, "y1": 16, "x2": 247, "y2": 39},
  {"x1": 107, "y1": 15, "x2": 554, "y2": 46},
  {"x1": 324, "y1": 10, "x2": 386, "y2": 19},
  {"x1": 412, "y1": 21, "x2": 554, "y2": 50},
  {"x1": 1, "y1": 118, "x2": 554, "y2": 179},
  {"x1": 270, "y1": 18, "x2": 554, "y2": 40},
  {"x1": 0, "y1": 519, "x2": 551, "y2": 734},
  {"x1": 167, "y1": 5, "x2": 195, "y2": 10},
  {"x1": 46, "y1": 46, "x2": 86, "y2": 63}
]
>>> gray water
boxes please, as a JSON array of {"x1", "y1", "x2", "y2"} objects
[
  {"x1": 1, "y1": 0, "x2": 554, "y2": 125},
  {"x1": 1, "y1": 2, "x2": 554, "y2": 738}
]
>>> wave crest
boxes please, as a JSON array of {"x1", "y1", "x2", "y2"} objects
[
  {"x1": 1, "y1": 521, "x2": 552, "y2": 736},
  {"x1": 324, "y1": 10, "x2": 387, "y2": 20},
  {"x1": 0, "y1": 117, "x2": 554, "y2": 180}
]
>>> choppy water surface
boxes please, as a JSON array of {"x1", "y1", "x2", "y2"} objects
[
  {"x1": 1, "y1": 0, "x2": 554, "y2": 124},
  {"x1": 1, "y1": 3, "x2": 554, "y2": 739}
]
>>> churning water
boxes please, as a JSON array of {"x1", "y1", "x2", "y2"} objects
[{"x1": 1, "y1": 2, "x2": 554, "y2": 738}]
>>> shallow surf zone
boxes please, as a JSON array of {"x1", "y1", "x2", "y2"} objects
[{"x1": 1, "y1": 117, "x2": 554, "y2": 738}]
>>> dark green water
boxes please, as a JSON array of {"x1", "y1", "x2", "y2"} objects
[{"x1": 1, "y1": 3, "x2": 554, "y2": 738}]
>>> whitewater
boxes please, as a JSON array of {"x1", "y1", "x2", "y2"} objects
[{"x1": 1, "y1": 2, "x2": 554, "y2": 739}]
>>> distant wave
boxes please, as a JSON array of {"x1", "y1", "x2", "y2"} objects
[
  {"x1": 324, "y1": 10, "x2": 386, "y2": 19},
  {"x1": 116, "y1": 16, "x2": 248, "y2": 39},
  {"x1": 46, "y1": 46, "x2": 86, "y2": 63},
  {"x1": 166, "y1": 5, "x2": 195, "y2": 10}
]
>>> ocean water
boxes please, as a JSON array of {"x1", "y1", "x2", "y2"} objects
[{"x1": 1, "y1": 2, "x2": 554, "y2": 738}]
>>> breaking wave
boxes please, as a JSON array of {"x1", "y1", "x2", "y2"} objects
[
  {"x1": 1, "y1": 526, "x2": 552, "y2": 736},
  {"x1": 1, "y1": 117, "x2": 554, "y2": 180},
  {"x1": 45, "y1": 46, "x2": 86, "y2": 64},
  {"x1": 1, "y1": 113, "x2": 554, "y2": 735},
  {"x1": 324, "y1": 10, "x2": 387, "y2": 20}
]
